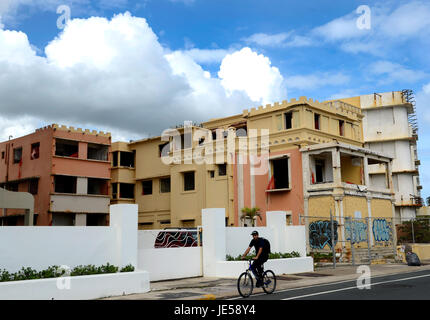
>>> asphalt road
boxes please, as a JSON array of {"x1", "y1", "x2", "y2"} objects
[{"x1": 235, "y1": 269, "x2": 430, "y2": 300}]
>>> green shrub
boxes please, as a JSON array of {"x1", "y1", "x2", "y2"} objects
[
  {"x1": 226, "y1": 252, "x2": 301, "y2": 261},
  {"x1": 120, "y1": 264, "x2": 135, "y2": 272},
  {"x1": 0, "y1": 262, "x2": 128, "y2": 282}
]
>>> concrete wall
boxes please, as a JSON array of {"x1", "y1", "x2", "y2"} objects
[
  {"x1": 0, "y1": 204, "x2": 138, "y2": 273},
  {"x1": 202, "y1": 208, "x2": 312, "y2": 278}
]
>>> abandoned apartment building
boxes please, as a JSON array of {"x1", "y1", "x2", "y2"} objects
[{"x1": 0, "y1": 124, "x2": 111, "y2": 226}]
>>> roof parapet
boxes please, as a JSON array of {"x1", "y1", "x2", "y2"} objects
[
  {"x1": 243, "y1": 96, "x2": 362, "y2": 120},
  {"x1": 35, "y1": 123, "x2": 112, "y2": 137}
]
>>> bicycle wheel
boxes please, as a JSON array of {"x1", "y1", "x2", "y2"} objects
[
  {"x1": 237, "y1": 272, "x2": 254, "y2": 298},
  {"x1": 262, "y1": 270, "x2": 276, "y2": 294}
]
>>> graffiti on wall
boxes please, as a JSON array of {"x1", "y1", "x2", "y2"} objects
[
  {"x1": 309, "y1": 220, "x2": 338, "y2": 249},
  {"x1": 345, "y1": 220, "x2": 368, "y2": 244},
  {"x1": 372, "y1": 219, "x2": 392, "y2": 242}
]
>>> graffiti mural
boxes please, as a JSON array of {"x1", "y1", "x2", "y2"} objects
[
  {"x1": 372, "y1": 219, "x2": 392, "y2": 242},
  {"x1": 309, "y1": 220, "x2": 338, "y2": 249},
  {"x1": 345, "y1": 220, "x2": 368, "y2": 244}
]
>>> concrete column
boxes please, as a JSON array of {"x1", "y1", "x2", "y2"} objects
[
  {"x1": 363, "y1": 156, "x2": 370, "y2": 186},
  {"x1": 202, "y1": 208, "x2": 226, "y2": 277},
  {"x1": 77, "y1": 177, "x2": 88, "y2": 195},
  {"x1": 110, "y1": 204, "x2": 138, "y2": 269},
  {"x1": 266, "y1": 211, "x2": 287, "y2": 254},
  {"x1": 332, "y1": 148, "x2": 342, "y2": 186},
  {"x1": 75, "y1": 213, "x2": 87, "y2": 226},
  {"x1": 367, "y1": 198, "x2": 374, "y2": 246}
]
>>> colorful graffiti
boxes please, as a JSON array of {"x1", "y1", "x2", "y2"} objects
[
  {"x1": 372, "y1": 219, "x2": 392, "y2": 242},
  {"x1": 345, "y1": 220, "x2": 368, "y2": 244},
  {"x1": 309, "y1": 220, "x2": 338, "y2": 249}
]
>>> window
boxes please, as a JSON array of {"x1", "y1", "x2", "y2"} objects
[
  {"x1": 30, "y1": 143, "x2": 40, "y2": 160},
  {"x1": 209, "y1": 170, "x2": 215, "y2": 178},
  {"x1": 285, "y1": 112, "x2": 292, "y2": 129},
  {"x1": 142, "y1": 180, "x2": 152, "y2": 195},
  {"x1": 339, "y1": 120, "x2": 345, "y2": 136},
  {"x1": 87, "y1": 178, "x2": 108, "y2": 195},
  {"x1": 54, "y1": 175, "x2": 77, "y2": 194},
  {"x1": 159, "y1": 143, "x2": 170, "y2": 157},
  {"x1": 315, "y1": 159, "x2": 325, "y2": 183},
  {"x1": 112, "y1": 183, "x2": 118, "y2": 199},
  {"x1": 55, "y1": 139, "x2": 78, "y2": 157},
  {"x1": 120, "y1": 151, "x2": 134, "y2": 167},
  {"x1": 119, "y1": 183, "x2": 134, "y2": 199},
  {"x1": 183, "y1": 171, "x2": 195, "y2": 191},
  {"x1": 7, "y1": 182, "x2": 18, "y2": 192},
  {"x1": 112, "y1": 151, "x2": 118, "y2": 167},
  {"x1": 13, "y1": 147, "x2": 22, "y2": 163},
  {"x1": 269, "y1": 157, "x2": 289, "y2": 189},
  {"x1": 87, "y1": 143, "x2": 108, "y2": 161},
  {"x1": 314, "y1": 113, "x2": 320, "y2": 130},
  {"x1": 218, "y1": 164, "x2": 227, "y2": 176},
  {"x1": 29, "y1": 179, "x2": 38, "y2": 195},
  {"x1": 1, "y1": 151, "x2": 5, "y2": 159},
  {"x1": 160, "y1": 178, "x2": 171, "y2": 193}
]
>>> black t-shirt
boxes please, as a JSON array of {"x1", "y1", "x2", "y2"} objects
[{"x1": 249, "y1": 237, "x2": 269, "y2": 258}]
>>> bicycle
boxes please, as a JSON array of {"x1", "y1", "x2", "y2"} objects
[{"x1": 237, "y1": 259, "x2": 277, "y2": 298}]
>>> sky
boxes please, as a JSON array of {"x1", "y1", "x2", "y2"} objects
[{"x1": 0, "y1": 0, "x2": 429, "y2": 201}]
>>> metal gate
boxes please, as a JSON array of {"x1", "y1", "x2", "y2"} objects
[{"x1": 301, "y1": 213, "x2": 397, "y2": 267}]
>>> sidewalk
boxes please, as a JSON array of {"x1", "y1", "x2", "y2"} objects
[{"x1": 103, "y1": 261, "x2": 430, "y2": 300}]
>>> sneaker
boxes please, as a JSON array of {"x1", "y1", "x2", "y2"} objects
[{"x1": 256, "y1": 280, "x2": 263, "y2": 288}]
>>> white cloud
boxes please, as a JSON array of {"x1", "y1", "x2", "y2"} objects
[
  {"x1": 242, "y1": 32, "x2": 290, "y2": 47},
  {"x1": 368, "y1": 60, "x2": 428, "y2": 84},
  {"x1": 242, "y1": 32, "x2": 312, "y2": 48},
  {"x1": 180, "y1": 48, "x2": 230, "y2": 64},
  {"x1": 312, "y1": 11, "x2": 369, "y2": 41},
  {"x1": 284, "y1": 72, "x2": 350, "y2": 90},
  {"x1": 311, "y1": 1, "x2": 430, "y2": 54},
  {"x1": 218, "y1": 47, "x2": 286, "y2": 105},
  {"x1": 0, "y1": 13, "x2": 285, "y2": 141}
]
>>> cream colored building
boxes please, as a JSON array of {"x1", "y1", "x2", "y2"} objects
[
  {"x1": 329, "y1": 90, "x2": 422, "y2": 221},
  {"x1": 111, "y1": 95, "x2": 396, "y2": 231}
]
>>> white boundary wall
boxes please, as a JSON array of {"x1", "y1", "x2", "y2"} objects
[
  {"x1": 0, "y1": 271, "x2": 150, "y2": 300},
  {"x1": 0, "y1": 204, "x2": 150, "y2": 299},
  {"x1": 137, "y1": 230, "x2": 202, "y2": 281},
  {"x1": 203, "y1": 208, "x2": 313, "y2": 278}
]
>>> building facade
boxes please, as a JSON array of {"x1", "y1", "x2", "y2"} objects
[
  {"x1": 111, "y1": 95, "x2": 396, "y2": 231},
  {"x1": 330, "y1": 90, "x2": 422, "y2": 221},
  {"x1": 0, "y1": 124, "x2": 111, "y2": 226}
]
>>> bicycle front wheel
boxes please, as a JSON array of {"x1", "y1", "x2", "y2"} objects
[
  {"x1": 262, "y1": 270, "x2": 276, "y2": 294},
  {"x1": 237, "y1": 272, "x2": 254, "y2": 298}
]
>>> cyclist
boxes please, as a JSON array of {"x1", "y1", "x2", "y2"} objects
[{"x1": 241, "y1": 230, "x2": 270, "y2": 287}]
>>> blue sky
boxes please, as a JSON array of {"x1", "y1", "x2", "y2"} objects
[{"x1": 0, "y1": 0, "x2": 429, "y2": 201}]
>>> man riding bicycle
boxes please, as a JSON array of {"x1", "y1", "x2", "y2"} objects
[{"x1": 241, "y1": 231, "x2": 270, "y2": 288}]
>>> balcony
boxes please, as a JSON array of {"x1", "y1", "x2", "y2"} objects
[{"x1": 50, "y1": 194, "x2": 110, "y2": 213}]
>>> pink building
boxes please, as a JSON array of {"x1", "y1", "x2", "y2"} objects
[{"x1": 0, "y1": 124, "x2": 111, "y2": 226}]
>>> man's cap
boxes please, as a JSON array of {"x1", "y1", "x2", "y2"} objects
[{"x1": 251, "y1": 231, "x2": 259, "y2": 236}]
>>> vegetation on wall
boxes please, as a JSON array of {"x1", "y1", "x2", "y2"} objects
[
  {"x1": 226, "y1": 251, "x2": 301, "y2": 261},
  {"x1": 0, "y1": 263, "x2": 135, "y2": 282}
]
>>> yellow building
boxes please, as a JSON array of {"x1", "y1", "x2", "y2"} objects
[{"x1": 110, "y1": 95, "x2": 396, "y2": 237}]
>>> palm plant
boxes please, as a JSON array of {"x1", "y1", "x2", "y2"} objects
[{"x1": 240, "y1": 207, "x2": 262, "y2": 227}]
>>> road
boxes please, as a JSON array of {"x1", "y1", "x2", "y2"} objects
[{"x1": 234, "y1": 269, "x2": 430, "y2": 300}]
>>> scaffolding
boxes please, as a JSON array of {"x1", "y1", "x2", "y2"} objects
[{"x1": 402, "y1": 89, "x2": 418, "y2": 136}]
